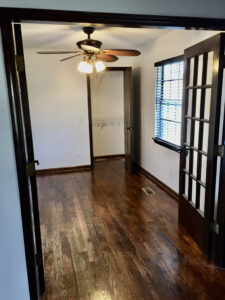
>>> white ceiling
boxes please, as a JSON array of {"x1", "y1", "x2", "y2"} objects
[{"x1": 21, "y1": 23, "x2": 173, "y2": 51}]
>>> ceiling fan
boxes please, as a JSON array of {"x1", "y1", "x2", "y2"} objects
[{"x1": 37, "y1": 26, "x2": 141, "y2": 73}]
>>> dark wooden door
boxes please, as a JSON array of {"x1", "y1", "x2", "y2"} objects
[
  {"x1": 13, "y1": 24, "x2": 45, "y2": 294},
  {"x1": 211, "y1": 35, "x2": 225, "y2": 267},
  {"x1": 179, "y1": 33, "x2": 225, "y2": 258},
  {"x1": 124, "y1": 67, "x2": 133, "y2": 173}
]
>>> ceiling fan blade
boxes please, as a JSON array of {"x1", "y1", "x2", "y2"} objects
[
  {"x1": 97, "y1": 53, "x2": 118, "y2": 62},
  {"x1": 60, "y1": 53, "x2": 82, "y2": 61},
  {"x1": 81, "y1": 44, "x2": 99, "y2": 52},
  {"x1": 37, "y1": 50, "x2": 81, "y2": 54},
  {"x1": 103, "y1": 49, "x2": 141, "y2": 56}
]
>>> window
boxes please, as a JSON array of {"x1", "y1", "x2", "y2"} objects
[{"x1": 154, "y1": 55, "x2": 184, "y2": 151}]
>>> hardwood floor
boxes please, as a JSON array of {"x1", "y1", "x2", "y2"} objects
[{"x1": 37, "y1": 159, "x2": 225, "y2": 300}]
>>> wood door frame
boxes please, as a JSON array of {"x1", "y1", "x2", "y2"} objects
[
  {"x1": 1, "y1": 7, "x2": 225, "y2": 299},
  {"x1": 0, "y1": 20, "x2": 41, "y2": 300},
  {"x1": 13, "y1": 23, "x2": 45, "y2": 294},
  {"x1": 87, "y1": 67, "x2": 132, "y2": 164},
  {"x1": 87, "y1": 74, "x2": 94, "y2": 167}
]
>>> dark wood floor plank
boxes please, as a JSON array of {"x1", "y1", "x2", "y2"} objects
[{"x1": 37, "y1": 159, "x2": 225, "y2": 300}]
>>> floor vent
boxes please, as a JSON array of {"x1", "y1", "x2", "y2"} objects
[{"x1": 142, "y1": 187, "x2": 155, "y2": 195}]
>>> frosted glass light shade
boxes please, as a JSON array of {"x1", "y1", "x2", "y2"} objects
[
  {"x1": 77, "y1": 61, "x2": 93, "y2": 73},
  {"x1": 95, "y1": 60, "x2": 105, "y2": 72}
]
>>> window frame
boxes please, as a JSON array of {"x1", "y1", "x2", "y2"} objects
[{"x1": 153, "y1": 54, "x2": 184, "y2": 152}]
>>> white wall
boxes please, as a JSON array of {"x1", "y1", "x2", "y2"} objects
[
  {"x1": 0, "y1": 33, "x2": 30, "y2": 300},
  {"x1": 1, "y1": 0, "x2": 225, "y2": 19},
  {"x1": 136, "y1": 30, "x2": 220, "y2": 192},
  {"x1": 23, "y1": 48, "x2": 91, "y2": 169},
  {"x1": 91, "y1": 70, "x2": 124, "y2": 157}
]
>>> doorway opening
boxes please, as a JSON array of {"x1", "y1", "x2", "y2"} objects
[
  {"x1": 89, "y1": 67, "x2": 133, "y2": 173},
  {"x1": 90, "y1": 69, "x2": 126, "y2": 161},
  {"x1": 2, "y1": 9, "x2": 225, "y2": 299}
]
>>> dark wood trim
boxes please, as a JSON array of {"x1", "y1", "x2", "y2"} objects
[
  {"x1": 123, "y1": 67, "x2": 133, "y2": 173},
  {"x1": 0, "y1": 21, "x2": 39, "y2": 300},
  {"x1": 87, "y1": 74, "x2": 94, "y2": 168},
  {"x1": 210, "y1": 34, "x2": 225, "y2": 267},
  {"x1": 153, "y1": 137, "x2": 182, "y2": 152},
  {"x1": 14, "y1": 23, "x2": 45, "y2": 294},
  {"x1": 94, "y1": 154, "x2": 125, "y2": 160},
  {"x1": 105, "y1": 67, "x2": 129, "y2": 71},
  {"x1": 154, "y1": 54, "x2": 184, "y2": 67},
  {"x1": 2, "y1": 8, "x2": 225, "y2": 30},
  {"x1": 36, "y1": 165, "x2": 91, "y2": 176},
  {"x1": 88, "y1": 67, "x2": 130, "y2": 165},
  {"x1": 137, "y1": 164, "x2": 179, "y2": 201},
  {"x1": 203, "y1": 34, "x2": 224, "y2": 257}
]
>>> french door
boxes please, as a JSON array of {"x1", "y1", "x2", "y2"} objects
[
  {"x1": 1, "y1": 22, "x2": 45, "y2": 299},
  {"x1": 179, "y1": 33, "x2": 225, "y2": 260}
]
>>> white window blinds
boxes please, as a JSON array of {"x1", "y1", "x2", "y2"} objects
[{"x1": 155, "y1": 59, "x2": 184, "y2": 146}]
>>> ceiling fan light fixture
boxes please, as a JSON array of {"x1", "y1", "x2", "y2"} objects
[
  {"x1": 95, "y1": 60, "x2": 105, "y2": 72},
  {"x1": 77, "y1": 60, "x2": 93, "y2": 74}
]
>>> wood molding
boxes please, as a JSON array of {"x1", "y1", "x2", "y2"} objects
[
  {"x1": 86, "y1": 74, "x2": 94, "y2": 168},
  {"x1": 88, "y1": 67, "x2": 131, "y2": 165},
  {"x1": 94, "y1": 154, "x2": 125, "y2": 160},
  {"x1": 36, "y1": 165, "x2": 91, "y2": 176},
  {"x1": 137, "y1": 164, "x2": 179, "y2": 201},
  {"x1": 1, "y1": 8, "x2": 225, "y2": 30},
  {"x1": 0, "y1": 21, "x2": 40, "y2": 300}
]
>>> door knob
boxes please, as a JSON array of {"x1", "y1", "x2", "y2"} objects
[{"x1": 126, "y1": 127, "x2": 133, "y2": 130}]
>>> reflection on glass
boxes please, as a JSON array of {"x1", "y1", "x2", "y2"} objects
[
  {"x1": 192, "y1": 179, "x2": 196, "y2": 205},
  {"x1": 206, "y1": 51, "x2": 214, "y2": 85},
  {"x1": 200, "y1": 186, "x2": 205, "y2": 214},
  {"x1": 187, "y1": 90, "x2": 193, "y2": 116},
  {"x1": 185, "y1": 150, "x2": 190, "y2": 172},
  {"x1": 186, "y1": 119, "x2": 191, "y2": 145},
  {"x1": 202, "y1": 123, "x2": 209, "y2": 153},
  {"x1": 201, "y1": 155, "x2": 207, "y2": 184},
  {"x1": 189, "y1": 58, "x2": 194, "y2": 86},
  {"x1": 204, "y1": 88, "x2": 211, "y2": 120},
  {"x1": 193, "y1": 151, "x2": 198, "y2": 177},
  {"x1": 185, "y1": 174, "x2": 189, "y2": 197},
  {"x1": 197, "y1": 54, "x2": 203, "y2": 86},
  {"x1": 194, "y1": 121, "x2": 200, "y2": 148},
  {"x1": 195, "y1": 90, "x2": 201, "y2": 118}
]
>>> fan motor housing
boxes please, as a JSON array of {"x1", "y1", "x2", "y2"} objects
[{"x1": 77, "y1": 39, "x2": 102, "y2": 50}]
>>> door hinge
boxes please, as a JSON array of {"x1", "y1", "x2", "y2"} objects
[
  {"x1": 214, "y1": 145, "x2": 224, "y2": 157},
  {"x1": 26, "y1": 161, "x2": 35, "y2": 176},
  {"x1": 210, "y1": 221, "x2": 220, "y2": 234},
  {"x1": 15, "y1": 54, "x2": 25, "y2": 72}
]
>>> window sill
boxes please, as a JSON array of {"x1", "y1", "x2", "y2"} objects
[{"x1": 152, "y1": 137, "x2": 182, "y2": 153}]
